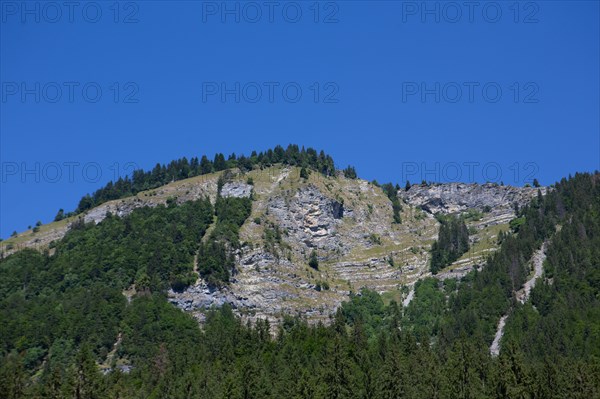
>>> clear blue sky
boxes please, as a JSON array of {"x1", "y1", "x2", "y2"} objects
[{"x1": 1, "y1": 1, "x2": 599, "y2": 238}]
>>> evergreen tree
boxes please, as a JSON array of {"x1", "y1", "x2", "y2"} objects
[
  {"x1": 320, "y1": 335, "x2": 354, "y2": 399},
  {"x1": 0, "y1": 352, "x2": 26, "y2": 399},
  {"x1": 200, "y1": 155, "x2": 213, "y2": 174},
  {"x1": 377, "y1": 344, "x2": 410, "y2": 398},
  {"x1": 494, "y1": 343, "x2": 534, "y2": 398},
  {"x1": 300, "y1": 166, "x2": 309, "y2": 180},
  {"x1": 213, "y1": 153, "x2": 227, "y2": 171},
  {"x1": 54, "y1": 209, "x2": 65, "y2": 222},
  {"x1": 343, "y1": 166, "x2": 357, "y2": 179},
  {"x1": 430, "y1": 215, "x2": 470, "y2": 274},
  {"x1": 73, "y1": 345, "x2": 105, "y2": 399},
  {"x1": 381, "y1": 183, "x2": 403, "y2": 224},
  {"x1": 308, "y1": 250, "x2": 319, "y2": 270},
  {"x1": 443, "y1": 339, "x2": 488, "y2": 399}
]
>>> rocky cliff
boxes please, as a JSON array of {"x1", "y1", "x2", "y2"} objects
[
  {"x1": 400, "y1": 182, "x2": 545, "y2": 223},
  {"x1": 1, "y1": 166, "x2": 543, "y2": 326},
  {"x1": 400, "y1": 182, "x2": 545, "y2": 279},
  {"x1": 169, "y1": 166, "x2": 437, "y2": 325},
  {"x1": 168, "y1": 170, "x2": 543, "y2": 325}
]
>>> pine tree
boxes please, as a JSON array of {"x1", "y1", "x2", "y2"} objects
[
  {"x1": 73, "y1": 345, "x2": 105, "y2": 399},
  {"x1": 343, "y1": 166, "x2": 357, "y2": 179},
  {"x1": 300, "y1": 166, "x2": 309, "y2": 180},
  {"x1": 494, "y1": 343, "x2": 534, "y2": 399},
  {"x1": 200, "y1": 155, "x2": 213, "y2": 174},
  {"x1": 213, "y1": 153, "x2": 227, "y2": 171},
  {"x1": 54, "y1": 209, "x2": 65, "y2": 222},
  {"x1": 430, "y1": 215, "x2": 469, "y2": 274},
  {"x1": 377, "y1": 345, "x2": 409, "y2": 398},
  {"x1": 43, "y1": 364, "x2": 68, "y2": 399},
  {"x1": 443, "y1": 339, "x2": 487, "y2": 399},
  {"x1": 320, "y1": 335, "x2": 353, "y2": 399}
]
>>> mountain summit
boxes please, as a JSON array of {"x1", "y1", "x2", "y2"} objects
[{"x1": 1, "y1": 154, "x2": 542, "y2": 325}]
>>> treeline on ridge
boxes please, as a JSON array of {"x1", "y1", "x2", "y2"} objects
[{"x1": 69, "y1": 144, "x2": 336, "y2": 217}]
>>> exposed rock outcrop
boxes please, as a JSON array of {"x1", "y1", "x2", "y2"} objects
[
  {"x1": 400, "y1": 182, "x2": 544, "y2": 225},
  {"x1": 267, "y1": 185, "x2": 346, "y2": 256},
  {"x1": 170, "y1": 169, "x2": 436, "y2": 325},
  {"x1": 221, "y1": 182, "x2": 253, "y2": 198},
  {"x1": 400, "y1": 182, "x2": 546, "y2": 280},
  {"x1": 3, "y1": 165, "x2": 544, "y2": 327}
]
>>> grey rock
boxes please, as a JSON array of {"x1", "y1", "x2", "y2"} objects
[
  {"x1": 399, "y1": 182, "x2": 544, "y2": 217},
  {"x1": 267, "y1": 185, "x2": 346, "y2": 257},
  {"x1": 221, "y1": 182, "x2": 253, "y2": 198}
]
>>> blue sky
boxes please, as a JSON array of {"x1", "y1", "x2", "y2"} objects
[{"x1": 1, "y1": 1, "x2": 599, "y2": 238}]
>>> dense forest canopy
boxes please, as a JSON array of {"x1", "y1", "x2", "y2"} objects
[
  {"x1": 197, "y1": 192, "x2": 252, "y2": 287},
  {"x1": 1, "y1": 168, "x2": 599, "y2": 397}
]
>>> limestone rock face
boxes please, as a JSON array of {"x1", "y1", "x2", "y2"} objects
[
  {"x1": 3, "y1": 165, "x2": 544, "y2": 327},
  {"x1": 267, "y1": 185, "x2": 345, "y2": 256},
  {"x1": 399, "y1": 182, "x2": 546, "y2": 281},
  {"x1": 169, "y1": 169, "x2": 437, "y2": 326},
  {"x1": 221, "y1": 182, "x2": 253, "y2": 198},
  {"x1": 83, "y1": 198, "x2": 153, "y2": 225},
  {"x1": 400, "y1": 183, "x2": 545, "y2": 225}
]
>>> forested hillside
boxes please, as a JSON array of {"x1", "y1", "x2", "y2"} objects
[
  {"x1": 430, "y1": 214, "x2": 470, "y2": 274},
  {"x1": 1, "y1": 171, "x2": 598, "y2": 398},
  {"x1": 503, "y1": 173, "x2": 600, "y2": 373}
]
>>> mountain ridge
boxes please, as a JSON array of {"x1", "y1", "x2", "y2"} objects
[
  {"x1": 2, "y1": 159, "x2": 598, "y2": 398},
  {"x1": 1, "y1": 161, "x2": 543, "y2": 326}
]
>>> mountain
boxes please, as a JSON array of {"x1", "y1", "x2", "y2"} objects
[
  {"x1": 1, "y1": 163, "x2": 541, "y2": 325},
  {"x1": 1, "y1": 147, "x2": 598, "y2": 398}
]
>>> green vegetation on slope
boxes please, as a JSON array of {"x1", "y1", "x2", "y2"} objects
[
  {"x1": 0, "y1": 192, "x2": 254, "y2": 377},
  {"x1": 74, "y1": 144, "x2": 335, "y2": 215},
  {"x1": 409, "y1": 174, "x2": 598, "y2": 352},
  {"x1": 503, "y1": 174, "x2": 600, "y2": 365},
  {"x1": 0, "y1": 198, "x2": 214, "y2": 354},
  {"x1": 0, "y1": 172, "x2": 598, "y2": 398},
  {"x1": 197, "y1": 194, "x2": 252, "y2": 287},
  {"x1": 430, "y1": 214, "x2": 470, "y2": 274},
  {"x1": 380, "y1": 182, "x2": 403, "y2": 224}
]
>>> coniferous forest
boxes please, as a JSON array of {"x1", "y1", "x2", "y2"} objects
[
  {"x1": 1, "y1": 167, "x2": 599, "y2": 397},
  {"x1": 430, "y1": 215, "x2": 470, "y2": 274}
]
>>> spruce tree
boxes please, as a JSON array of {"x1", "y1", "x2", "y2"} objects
[{"x1": 308, "y1": 250, "x2": 319, "y2": 270}]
